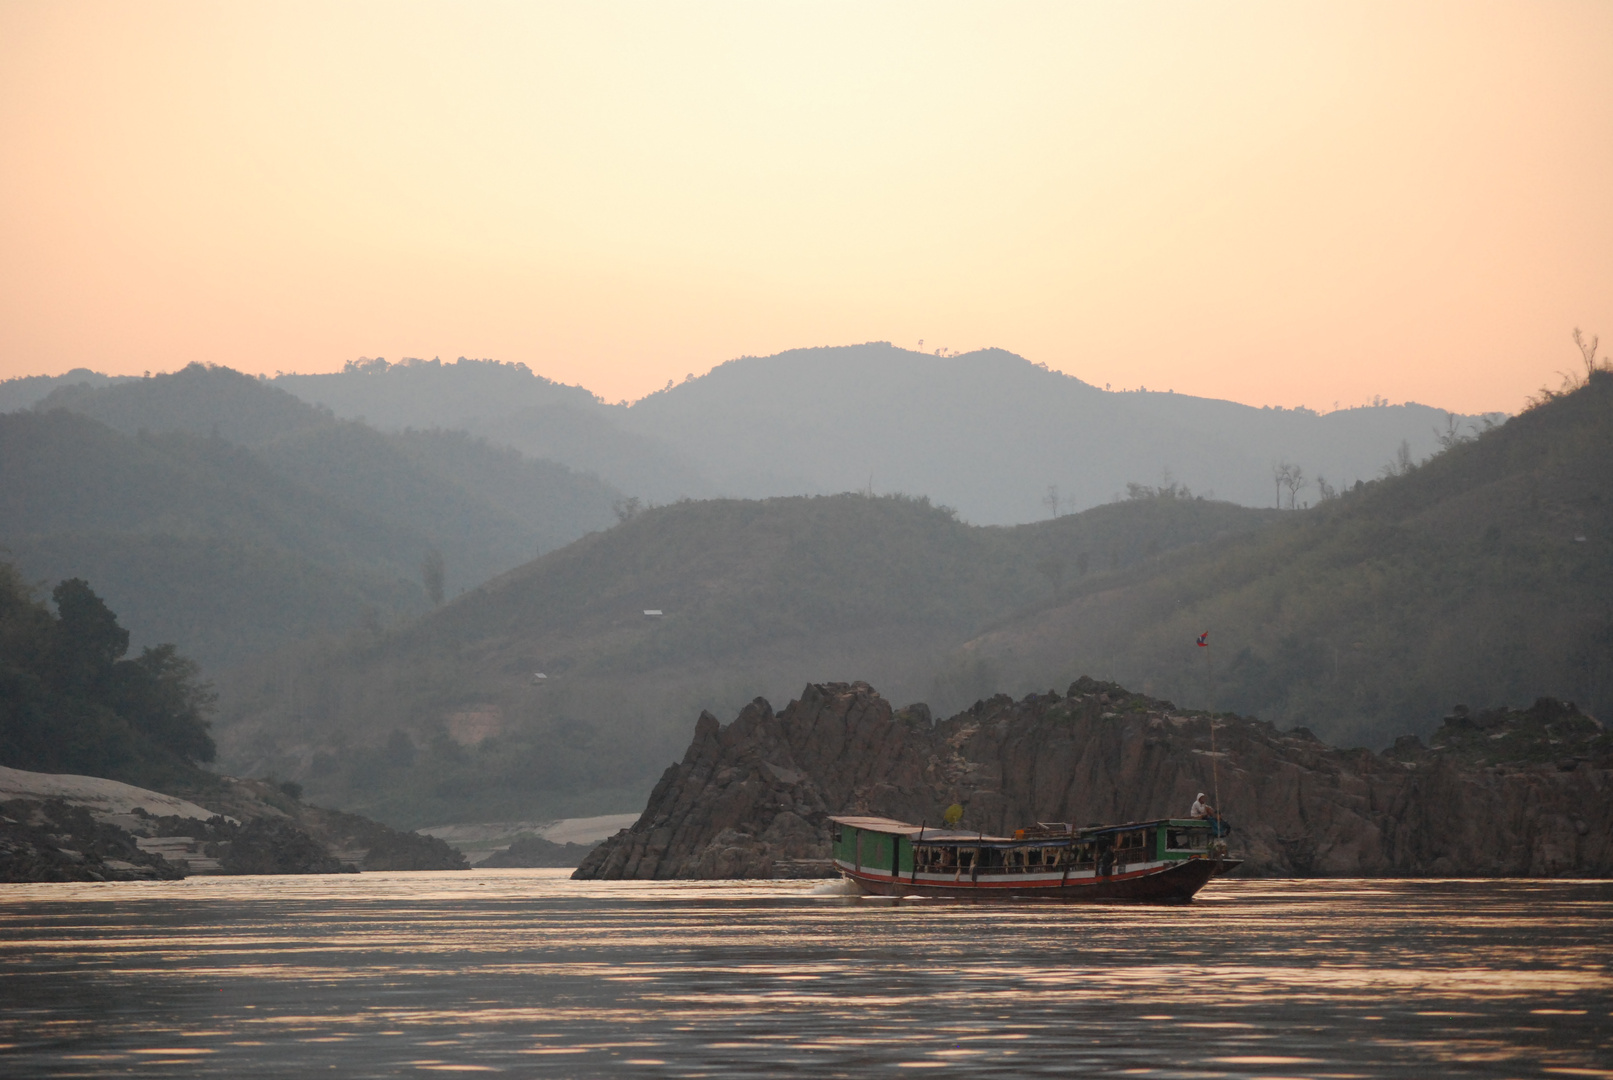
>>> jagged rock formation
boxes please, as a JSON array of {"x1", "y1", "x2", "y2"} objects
[{"x1": 574, "y1": 680, "x2": 1613, "y2": 880}]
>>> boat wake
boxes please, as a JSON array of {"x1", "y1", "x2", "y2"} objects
[{"x1": 805, "y1": 878, "x2": 861, "y2": 896}]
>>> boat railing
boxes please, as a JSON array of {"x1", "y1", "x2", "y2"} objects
[{"x1": 912, "y1": 841, "x2": 1103, "y2": 876}]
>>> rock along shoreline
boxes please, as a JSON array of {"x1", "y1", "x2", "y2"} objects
[{"x1": 575, "y1": 679, "x2": 1612, "y2": 880}]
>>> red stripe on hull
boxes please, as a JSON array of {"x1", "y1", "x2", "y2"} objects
[{"x1": 843, "y1": 857, "x2": 1223, "y2": 904}]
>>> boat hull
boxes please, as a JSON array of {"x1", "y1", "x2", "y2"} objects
[{"x1": 839, "y1": 855, "x2": 1225, "y2": 903}]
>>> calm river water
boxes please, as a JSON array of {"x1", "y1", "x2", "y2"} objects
[{"x1": 0, "y1": 872, "x2": 1609, "y2": 1078}]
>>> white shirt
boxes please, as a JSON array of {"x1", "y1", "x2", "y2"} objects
[{"x1": 1190, "y1": 797, "x2": 1212, "y2": 819}]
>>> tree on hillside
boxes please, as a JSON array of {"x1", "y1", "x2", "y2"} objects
[
  {"x1": 1528, "y1": 329, "x2": 1606, "y2": 408},
  {"x1": 1127, "y1": 472, "x2": 1194, "y2": 501},
  {"x1": 1434, "y1": 412, "x2": 1470, "y2": 452},
  {"x1": 1380, "y1": 439, "x2": 1414, "y2": 479},
  {"x1": 49, "y1": 577, "x2": 130, "y2": 692},
  {"x1": 1273, "y1": 463, "x2": 1308, "y2": 509},
  {"x1": 1574, "y1": 328, "x2": 1601, "y2": 379},
  {"x1": 1282, "y1": 465, "x2": 1308, "y2": 510},
  {"x1": 0, "y1": 566, "x2": 215, "y2": 781}
]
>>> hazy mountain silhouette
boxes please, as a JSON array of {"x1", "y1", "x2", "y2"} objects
[
  {"x1": 2, "y1": 409, "x2": 429, "y2": 667},
  {"x1": 270, "y1": 358, "x2": 709, "y2": 503},
  {"x1": 466, "y1": 404, "x2": 712, "y2": 505},
  {"x1": 263, "y1": 345, "x2": 1496, "y2": 523},
  {"x1": 618, "y1": 344, "x2": 1502, "y2": 522},
  {"x1": 0, "y1": 369, "x2": 138, "y2": 413},
  {"x1": 40, "y1": 364, "x2": 331, "y2": 447},
  {"x1": 7, "y1": 366, "x2": 622, "y2": 667},
  {"x1": 273, "y1": 356, "x2": 601, "y2": 428}
]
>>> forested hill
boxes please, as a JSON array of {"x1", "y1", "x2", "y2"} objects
[
  {"x1": 213, "y1": 369, "x2": 1602, "y2": 829},
  {"x1": 4, "y1": 365, "x2": 621, "y2": 669},
  {"x1": 274, "y1": 356, "x2": 601, "y2": 428},
  {"x1": 271, "y1": 357, "x2": 709, "y2": 505},
  {"x1": 215, "y1": 492, "x2": 1277, "y2": 826},
  {"x1": 0, "y1": 369, "x2": 137, "y2": 412},
  {"x1": 947, "y1": 368, "x2": 1613, "y2": 749},
  {"x1": 39, "y1": 363, "x2": 329, "y2": 447}
]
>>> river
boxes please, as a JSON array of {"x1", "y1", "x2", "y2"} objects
[{"x1": 1, "y1": 873, "x2": 1609, "y2": 1077}]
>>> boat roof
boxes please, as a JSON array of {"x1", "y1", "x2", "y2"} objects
[
  {"x1": 831, "y1": 814, "x2": 1212, "y2": 843},
  {"x1": 828, "y1": 816, "x2": 1013, "y2": 842}
]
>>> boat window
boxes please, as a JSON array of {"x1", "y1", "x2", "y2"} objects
[{"x1": 1166, "y1": 828, "x2": 1209, "y2": 851}]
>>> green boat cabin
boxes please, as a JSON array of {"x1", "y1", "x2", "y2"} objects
[{"x1": 831, "y1": 815, "x2": 1217, "y2": 877}]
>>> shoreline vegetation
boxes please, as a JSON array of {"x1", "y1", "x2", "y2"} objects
[{"x1": 0, "y1": 569, "x2": 465, "y2": 881}]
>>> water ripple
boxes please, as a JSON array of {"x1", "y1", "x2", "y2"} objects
[{"x1": 0, "y1": 873, "x2": 1609, "y2": 1077}]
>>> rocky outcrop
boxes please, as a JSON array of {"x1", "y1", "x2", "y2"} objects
[
  {"x1": 477, "y1": 835, "x2": 599, "y2": 868},
  {"x1": 0, "y1": 768, "x2": 468, "y2": 880},
  {"x1": 289, "y1": 803, "x2": 468, "y2": 871},
  {"x1": 0, "y1": 798, "x2": 186, "y2": 882},
  {"x1": 220, "y1": 816, "x2": 351, "y2": 875},
  {"x1": 0, "y1": 765, "x2": 224, "y2": 821},
  {"x1": 574, "y1": 680, "x2": 1613, "y2": 879}
]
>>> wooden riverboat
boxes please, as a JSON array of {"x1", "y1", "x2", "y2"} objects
[{"x1": 830, "y1": 815, "x2": 1240, "y2": 903}]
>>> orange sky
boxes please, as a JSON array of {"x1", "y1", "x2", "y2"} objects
[{"x1": 2, "y1": 1, "x2": 1610, "y2": 413}]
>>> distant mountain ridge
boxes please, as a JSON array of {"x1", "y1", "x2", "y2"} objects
[
  {"x1": 269, "y1": 357, "x2": 709, "y2": 504},
  {"x1": 260, "y1": 345, "x2": 1498, "y2": 523},
  {"x1": 13, "y1": 347, "x2": 1496, "y2": 524},
  {"x1": 616, "y1": 345, "x2": 1502, "y2": 522},
  {"x1": 0, "y1": 369, "x2": 138, "y2": 413},
  {"x1": 3, "y1": 365, "x2": 622, "y2": 668},
  {"x1": 273, "y1": 356, "x2": 601, "y2": 429}
]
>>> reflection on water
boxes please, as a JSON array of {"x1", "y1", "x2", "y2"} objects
[{"x1": 1, "y1": 873, "x2": 1609, "y2": 1078}]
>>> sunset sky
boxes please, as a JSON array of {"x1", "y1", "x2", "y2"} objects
[{"x1": 2, "y1": 1, "x2": 1609, "y2": 413}]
